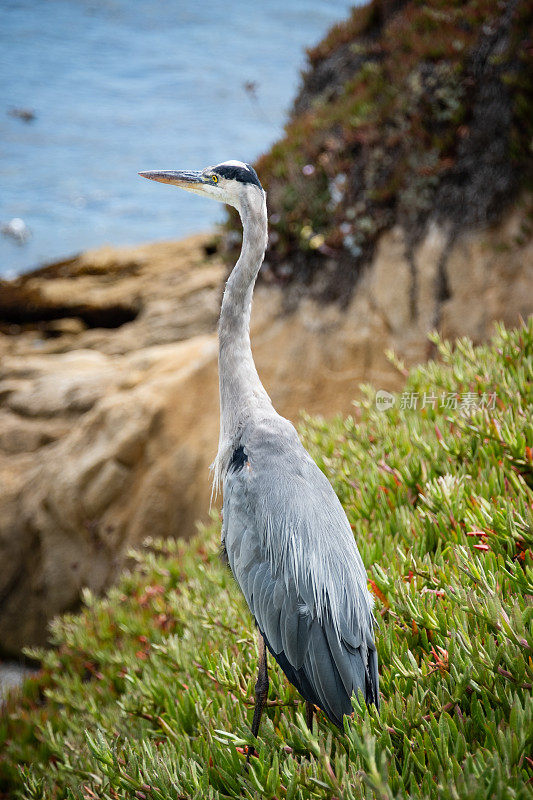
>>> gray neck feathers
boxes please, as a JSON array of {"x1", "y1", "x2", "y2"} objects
[{"x1": 212, "y1": 187, "x2": 272, "y2": 492}]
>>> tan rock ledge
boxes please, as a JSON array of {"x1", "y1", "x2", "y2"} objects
[{"x1": 0, "y1": 207, "x2": 531, "y2": 655}]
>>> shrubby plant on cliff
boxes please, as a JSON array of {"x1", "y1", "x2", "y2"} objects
[
  {"x1": 1, "y1": 319, "x2": 532, "y2": 799},
  {"x1": 223, "y1": 0, "x2": 533, "y2": 303}
]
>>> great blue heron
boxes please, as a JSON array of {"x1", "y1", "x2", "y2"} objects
[{"x1": 139, "y1": 161, "x2": 379, "y2": 751}]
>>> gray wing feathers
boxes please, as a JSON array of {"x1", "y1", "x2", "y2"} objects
[
  {"x1": 282, "y1": 596, "x2": 304, "y2": 667},
  {"x1": 307, "y1": 622, "x2": 347, "y2": 723},
  {"x1": 367, "y1": 641, "x2": 380, "y2": 706},
  {"x1": 325, "y1": 622, "x2": 362, "y2": 697},
  {"x1": 222, "y1": 415, "x2": 379, "y2": 725}
]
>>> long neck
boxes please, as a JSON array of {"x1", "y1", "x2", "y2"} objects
[{"x1": 215, "y1": 189, "x2": 271, "y2": 475}]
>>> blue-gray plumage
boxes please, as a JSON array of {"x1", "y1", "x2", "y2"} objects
[
  {"x1": 222, "y1": 415, "x2": 379, "y2": 727},
  {"x1": 139, "y1": 159, "x2": 379, "y2": 742}
]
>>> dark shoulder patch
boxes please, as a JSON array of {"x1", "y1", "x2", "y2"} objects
[
  {"x1": 229, "y1": 445, "x2": 247, "y2": 472},
  {"x1": 219, "y1": 541, "x2": 229, "y2": 566},
  {"x1": 214, "y1": 163, "x2": 263, "y2": 189}
]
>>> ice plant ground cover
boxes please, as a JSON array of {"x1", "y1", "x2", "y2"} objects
[{"x1": 0, "y1": 320, "x2": 532, "y2": 799}]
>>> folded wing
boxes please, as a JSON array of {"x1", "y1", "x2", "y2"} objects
[{"x1": 222, "y1": 428, "x2": 379, "y2": 727}]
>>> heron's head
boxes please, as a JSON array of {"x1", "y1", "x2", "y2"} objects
[{"x1": 139, "y1": 160, "x2": 264, "y2": 212}]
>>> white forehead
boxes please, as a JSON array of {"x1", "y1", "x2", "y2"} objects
[{"x1": 218, "y1": 160, "x2": 250, "y2": 170}]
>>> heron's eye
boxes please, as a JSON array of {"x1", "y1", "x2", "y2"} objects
[{"x1": 211, "y1": 175, "x2": 218, "y2": 183}]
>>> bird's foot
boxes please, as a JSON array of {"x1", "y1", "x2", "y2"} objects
[{"x1": 245, "y1": 744, "x2": 258, "y2": 763}]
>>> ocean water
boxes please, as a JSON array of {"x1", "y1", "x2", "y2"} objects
[{"x1": 0, "y1": 0, "x2": 355, "y2": 277}]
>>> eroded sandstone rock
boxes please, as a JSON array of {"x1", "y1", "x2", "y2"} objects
[{"x1": 0, "y1": 210, "x2": 531, "y2": 654}]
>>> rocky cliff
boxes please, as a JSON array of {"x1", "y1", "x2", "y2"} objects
[
  {"x1": 0, "y1": 0, "x2": 532, "y2": 655},
  {"x1": 1, "y1": 203, "x2": 531, "y2": 655},
  {"x1": 226, "y1": 0, "x2": 532, "y2": 306}
]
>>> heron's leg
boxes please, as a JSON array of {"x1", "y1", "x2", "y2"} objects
[
  {"x1": 247, "y1": 633, "x2": 269, "y2": 762},
  {"x1": 305, "y1": 701, "x2": 314, "y2": 730}
]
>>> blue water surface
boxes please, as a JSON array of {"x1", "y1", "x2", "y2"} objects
[{"x1": 0, "y1": 0, "x2": 355, "y2": 276}]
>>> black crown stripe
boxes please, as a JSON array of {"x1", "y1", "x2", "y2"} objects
[{"x1": 214, "y1": 164, "x2": 262, "y2": 188}]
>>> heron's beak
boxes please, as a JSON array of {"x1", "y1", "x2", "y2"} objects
[{"x1": 138, "y1": 170, "x2": 205, "y2": 189}]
